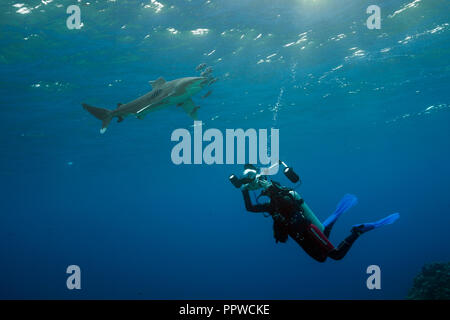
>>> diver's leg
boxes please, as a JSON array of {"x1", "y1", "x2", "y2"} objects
[
  {"x1": 328, "y1": 213, "x2": 400, "y2": 260},
  {"x1": 323, "y1": 223, "x2": 334, "y2": 238},
  {"x1": 322, "y1": 194, "x2": 358, "y2": 238},
  {"x1": 327, "y1": 230, "x2": 360, "y2": 260},
  {"x1": 323, "y1": 222, "x2": 334, "y2": 238}
]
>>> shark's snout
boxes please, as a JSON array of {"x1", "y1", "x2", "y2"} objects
[
  {"x1": 187, "y1": 77, "x2": 207, "y2": 87},
  {"x1": 183, "y1": 77, "x2": 207, "y2": 94}
]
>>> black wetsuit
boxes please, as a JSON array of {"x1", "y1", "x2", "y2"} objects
[{"x1": 242, "y1": 189, "x2": 360, "y2": 262}]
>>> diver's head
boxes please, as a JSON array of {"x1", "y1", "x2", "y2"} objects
[
  {"x1": 261, "y1": 183, "x2": 301, "y2": 212},
  {"x1": 260, "y1": 181, "x2": 299, "y2": 200},
  {"x1": 260, "y1": 181, "x2": 282, "y2": 197}
]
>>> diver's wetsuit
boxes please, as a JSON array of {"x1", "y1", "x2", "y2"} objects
[{"x1": 242, "y1": 189, "x2": 360, "y2": 262}]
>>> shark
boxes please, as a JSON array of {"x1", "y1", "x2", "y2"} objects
[{"x1": 82, "y1": 76, "x2": 207, "y2": 133}]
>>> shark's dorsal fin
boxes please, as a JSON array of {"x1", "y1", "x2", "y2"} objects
[{"x1": 149, "y1": 77, "x2": 166, "y2": 88}]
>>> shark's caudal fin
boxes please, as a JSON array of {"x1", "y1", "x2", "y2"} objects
[{"x1": 82, "y1": 103, "x2": 113, "y2": 134}]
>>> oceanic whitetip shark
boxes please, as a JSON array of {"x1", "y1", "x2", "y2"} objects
[{"x1": 83, "y1": 76, "x2": 207, "y2": 134}]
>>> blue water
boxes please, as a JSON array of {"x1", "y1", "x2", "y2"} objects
[{"x1": 1, "y1": 0, "x2": 449, "y2": 299}]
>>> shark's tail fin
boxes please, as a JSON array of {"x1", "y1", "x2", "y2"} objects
[{"x1": 82, "y1": 103, "x2": 113, "y2": 134}]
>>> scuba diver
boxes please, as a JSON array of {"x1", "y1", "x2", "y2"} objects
[{"x1": 229, "y1": 161, "x2": 400, "y2": 262}]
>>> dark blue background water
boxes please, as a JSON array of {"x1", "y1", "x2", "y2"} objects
[{"x1": 1, "y1": 0, "x2": 449, "y2": 299}]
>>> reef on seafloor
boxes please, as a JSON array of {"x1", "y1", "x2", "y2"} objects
[{"x1": 407, "y1": 262, "x2": 450, "y2": 300}]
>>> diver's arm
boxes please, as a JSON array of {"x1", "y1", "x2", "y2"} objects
[{"x1": 242, "y1": 189, "x2": 271, "y2": 213}]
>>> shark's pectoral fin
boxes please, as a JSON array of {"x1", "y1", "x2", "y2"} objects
[
  {"x1": 180, "y1": 99, "x2": 200, "y2": 120},
  {"x1": 202, "y1": 90, "x2": 213, "y2": 99},
  {"x1": 191, "y1": 107, "x2": 200, "y2": 120},
  {"x1": 117, "y1": 116, "x2": 124, "y2": 123}
]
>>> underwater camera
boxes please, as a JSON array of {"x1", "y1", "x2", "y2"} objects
[
  {"x1": 229, "y1": 174, "x2": 244, "y2": 188},
  {"x1": 229, "y1": 161, "x2": 301, "y2": 188},
  {"x1": 229, "y1": 165, "x2": 259, "y2": 189}
]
